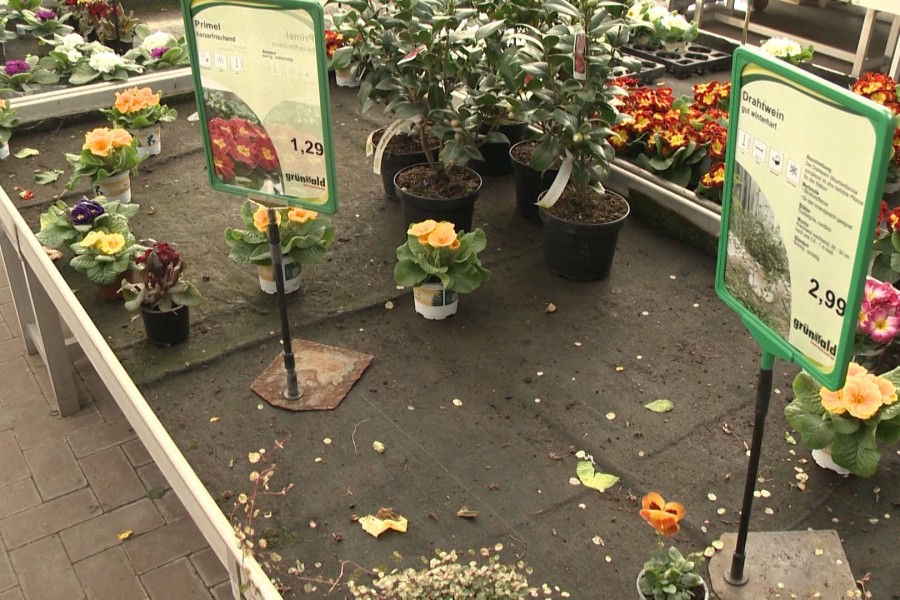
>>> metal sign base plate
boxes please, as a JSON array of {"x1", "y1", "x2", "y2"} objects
[
  {"x1": 708, "y1": 530, "x2": 856, "y2": 598},
  {"x1": 251, "y1": 338, "x2": 373, "y2": 411}
]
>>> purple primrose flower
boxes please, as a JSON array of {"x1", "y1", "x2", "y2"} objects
[
  {"x1": 70, "y1": 199, "x2": 105, "y2": 225},
  {"x1": 34, "y1": 8, "x2": 58, "y2": 21},
  {"x1": 150, "y1": 47, "x2": 168, "y2": 60},
  {"x1": 4, "y1": 61, "x2": 31, "y2": 76}
]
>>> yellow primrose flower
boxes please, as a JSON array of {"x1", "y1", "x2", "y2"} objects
[
  {"x1": 97, "y1": 233, "x2": 125, "y2": 255},
  {"x1": 79, "y1": 230, "x2": 103, "y2": 247}
]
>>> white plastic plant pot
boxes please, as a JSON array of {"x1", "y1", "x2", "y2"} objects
[
  {"x1": 256, "y1": 257, "x2": 301, "y2": 294},
  {"x1": 412, "y1": 281, "x2": 458, "y2": 320}
]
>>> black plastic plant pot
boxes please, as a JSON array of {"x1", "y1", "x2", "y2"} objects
[
  {"x1": 538, "y1": 196, "x2": 630, "y2": 281},
  {"x1": 473, "y1": 122, "x2": 529, "y2": 177},
  {"x1": 394, "y1": 164, "x2": 482, "y2": 234},
  {"x1": 510, "y1": 140, "x2": 558, "y2": 221},
  {"x1": 141, "y1": 304, "x2": 190, "y2": 346},
  {"x1": 374, "y1": 129, "x2": 437, "y2": 202}
]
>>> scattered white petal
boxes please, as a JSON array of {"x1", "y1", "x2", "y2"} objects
[
  {"x1": 712, "y1": 540, "x2": 725, "y2": 550},
  {"x1": 314, "y1": 457, "x2": 323, "y2": 463},
  {"x1": 717, "y1": 507, "x2": 726, "y2": 515},
  {"x1": 592, "y1": 536, "x2": 603, "y2": 545},
  {"x1": 407, "y1": 406, "x2": 415, "y2": 411},
  {"x1": 638, "y1": 450, "x2": 645, "y2": 457},
  {"x1": 641, "y1": 311, "x2": 649, "y2": 316},
  {"x1": 535, "y1": 398, "x2": 541, "y2": 403},
  {"x1": 452, "y1": 398, "x2": 463, "y2": 407},
  {"x1": 578, "y1": 503, "x2": 586, "y2": 509},
  {"x1": 604, "y1": 555, "x2": 611, "y2": 563},
  {"x1": 569, "y1": 477, "x2": 581, "y2": 486},
  {"x1": 707, "y1": 493, "x2": 717, "y2": 501},
  {"x1": 693, "y1": 303, "x2": 699, "y2": 308},
  {"x1": 606, "y1": 412, "x2": 616, "y2": 420},
  {"x1": 372, "y1": 441, "x2": 385, "y2": 453},
  {"x1": 868, "y1": 518, "x2": 879, "y2": 525},
  {"x1": 537, "y1": 371, "x2": 544, "y2": 376},
  {"x1": 575, "y1": 450, "x2": 587, "y2": 459},
  {"x1": 669, "y1": 275, "x2": 677, "y2": 280},
  {"x1": 309, "y1": 520, "x2": 317, "y2": 529},
  {"x1": 814, "y1": 548, "x2": 824, "y2": 556},
  {"x1": 323, "y1": 437, "x2": 332, "y2": 445},
  {"x1": 764, "y1": 507, "x2": 774, "y2": 515},
  {"x1": 703, "y1": 546, "x2": 716, "y2": 558},
  {"x1": 574, "y1": 341, "x2": 582, "y2": 347},
  {"x1": 700, "y1": 525, "x2": 708, "y2": 533},
  {"x1": 760, "y1": 489, "x2": 771, "y2": 498},
  {"x1": 636, "y1": 355, "x2": 643, "y2": 360},
  {"x1": 257, "y1": 403, "x2": 264, "y2": 410},
  {"x1": 384, "y1": 301, "x2": 394, "y2": 310}
]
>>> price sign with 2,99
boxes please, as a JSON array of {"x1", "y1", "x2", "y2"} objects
[{"x1": 808, "y1": 278, "x2": 846, "y2": 317}]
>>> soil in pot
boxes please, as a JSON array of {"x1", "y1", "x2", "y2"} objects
[
  {"x1": 540, "y1": 186, "x2": 630, "y2": 281},
  {"x1": 510, "y1": 140, "x2": 558, "y2": 221},
  {"x1": 472, "y1": 120, "x2": 529, "y2": 177},
  {"x1": 395, "y1": 164, "x2": 482, "y2": 234},
  {"x1": 372, "y1": 128, "x2": 439, "y2": 202}
]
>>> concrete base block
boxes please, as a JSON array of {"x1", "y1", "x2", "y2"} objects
[{"x1": 708, "y1": 530, "x2": 857, "y2": 599}]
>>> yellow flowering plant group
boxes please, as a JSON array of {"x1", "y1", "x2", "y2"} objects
[
  {"x1": 100, "y1": 86, "x2": 177, "y2": 130},
  {"x1": 224, "y1": 199, "x2": 334, "y2": 266},
  {"x1": 66, "y1": 126, "x2": 142, "y2": 188},
  {"x1": 394, "y1": 220, "x2": 490, "y2": 294},
  {"x1": 68, "y1": 227, "x2": 145, "y2": 286},
  {"x1": 786, "y1": 363, "x2": 900, "y2": 477}
]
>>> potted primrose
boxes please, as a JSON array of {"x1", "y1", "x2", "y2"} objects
[
  {"x1": 66, "y1": 126, "x2": 143, "y2": 202},
  {"x1": 224, "y1": 200, "x2": 334, "y2": 294},
  {"x1": 100, "y1": 86, "x2": 178, "y2": 158}
]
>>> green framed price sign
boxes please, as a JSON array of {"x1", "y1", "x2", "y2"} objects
[
  {"x1": 182, "y1": 0, "x2": 338, "y2": 212},
  {"x1": 716, "y1": 47, "x2": 895, "y2": 390}
]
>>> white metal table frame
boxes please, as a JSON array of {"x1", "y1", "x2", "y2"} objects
[
  {"x1": 699, "y1": 0, "x2": 900, "y2": 77},
  {"x1": 0, "y1": 80, "x2": 281, "y2": 599}
]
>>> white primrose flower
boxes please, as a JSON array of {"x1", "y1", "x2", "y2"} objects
[
  {"x1": 760, "y1": 37, "x2": 803, "y2": 58},
  {"x1": 66, "y1": 49, "x2": 83, "y2": 63},
  {"x1": 140, "y1": 30, "x2": 174, "y2": 51},
  {"x1": 59, "y1": 32, "x2": 84, "y2": 50},
  {"x1": 89, "y1": 51, "x2": 124, "y2": 74},
  {"x1": 660, "y1": 12, "x2": 691, "y2": 31}
]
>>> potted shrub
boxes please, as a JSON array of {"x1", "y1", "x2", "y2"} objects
[
  {"x1": 394, "y1": 219, "x2": 490, "y2": 320},
  {"x1": 100, "y1": 86, "x2": 177, "y2": 158},
  {"x1": 66, "y1": 126, "x2": 143, "y2": 202},
  {"x1": 121, "y1": 242, "x2": 203, "y2": 346},
  {"x1": 224, "y1": 200, "x2": 334, "y2": 294},
  {"x1": 786, "y1": 360, "x2": 900, "y2": 477},
  {"x1": 637, "y1": 492, "x2": 709, "y2": 600},
  {"x1": 341, "y1": 0, "x2": 503, "y2": 229},
  {"x1": 509, "y1": 0, "x2": 635, "y2": 280},
  {"x1": 0, "y1": 98, "x2": 20, "y2": 160},
  {"x1": 69, "y1": 228, "x2": 145, "y2": 299}
]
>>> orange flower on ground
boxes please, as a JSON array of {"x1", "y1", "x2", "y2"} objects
[
  {"x1": 639, "y1": 492, "x2": 685, "y2": 536},
  {"x1": 83, "y1": 128, "x2": 114, "y2": 157},
  {"x1": 427, "y1": 221, "x2": 459, "y2": 249},
  {"x1": 287, "y1": 207, "x2": 317, "y2": 223},
  {"x1": 252, "y1": 205, "x2": 281, "y2": 233}
]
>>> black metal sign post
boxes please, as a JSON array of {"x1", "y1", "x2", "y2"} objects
[
  {"x1": 724, "y1": 352, "x2": 773, "y2": 585},
  {"x1": 266, "y1": 207, "x2": 301, "y2": 401}
]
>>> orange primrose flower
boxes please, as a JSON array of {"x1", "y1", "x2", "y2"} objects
[
  {"x1": 83, "y1": 128, "x2": 113, "y2": 157},
  {"x1": 427, "y1": 221, "x2": 459, "y2": 248},
  {"x1": 252, "y1": 205, "x2": 281, "y2": 233},
  {"x1": 109, "y1": 128, "x2": 133, "y2": 149},
  {"x1": 287, "y1": 207, "x2": 317, "y2": 223},
  {"x1": 640, "y1": 492, "x2": 685, "y2": 536}
]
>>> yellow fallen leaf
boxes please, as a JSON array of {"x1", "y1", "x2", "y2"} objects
[
  {"x1": 117, "y1": 529, "x2": 134, "y2": 541},
  {"x1": 359, "y1": 509, "x2": 408, "y2": 537}
]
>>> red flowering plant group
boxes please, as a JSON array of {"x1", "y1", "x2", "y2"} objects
[
  {"x1": 208, "y1": 117, "x2": 282, "y2": 193},
  {"x1": 852, "y1": 72, "x2": 900, "y2": 183},
  {"x1": 871, "y1": 201, "x2": 900, "y2": 284},
  {"x1": 120, "y1": 242, "x2": 203, "y2": 312},
  {"x1": 611, "y1": 79, "x2": 729, "y2": 196}
]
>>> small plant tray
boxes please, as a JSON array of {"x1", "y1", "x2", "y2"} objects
[
  {"x1": 610, "y1": 58, "x2": 666, "y2": 84},
  {"x1": 622, "y1": 43, "x2": 732, "y2": 79}
]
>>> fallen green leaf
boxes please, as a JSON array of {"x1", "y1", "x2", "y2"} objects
[
  {"x1": 644, "y1": 399, "x2": 674, "y2": 413},
  {"x1": 576, "y1": 460, "x2": 619, "y2": 493},
  {"x1": 14, "y1": 148, "x2": 39, "y2": 158},
  {"x1": 784, "y1": 432, "x2": 797, "y2": 445},
  {"x1": 34, "y1": 169, "x2": 63, "y2": 185},
  {"x1": 147, "y1": 487, "x2": 167, "y2": 500}
]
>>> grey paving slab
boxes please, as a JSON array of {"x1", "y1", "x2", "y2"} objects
[
  {"x1": 74, "y1": 546, "x2": 149, "y2": 600},
  {"x1": 59, "y1": 498, "x2": 164, "y2": 563},
  {"x1": 0, "y1": 432, "x2": 29, "y2": 489},
  {"x1": 189, "y1": 548, "x2": 229, "y2": 588},
  {"x1": 9, "y1": 535, "x2": 84, "y2": 600},
  {"x1": 0, "y1": 322, "x2": 11, "y2": 345},
  {"x1": 210, "y1": 581, "x2": 233, "y2": 600},
  {"x1": 78, "y1": 447, "x2": 147, "y2": 512},
  {"x1": 0, "y1": 480, "x2": 40, "y2": 521},
  {"x1": 136, "y1": 463, "x2": 168, "y2": 493},
  {"x1": 0, "y1": 305, "x2": 20, "y2": 339},
  {"x1": 0, "y1": 540, "x2": 16, "y2": 595},
  {"x1": 122, "y1": 439, "x2": 154, "y2": 468},
  {"x1": 0, "y1": 402, "x2": 48, "y2": 435},
  {"x1": 24, "y1": 439, "x2": 86, "y2": 501},
  {"x1": 0, "y1": 588, "x2": 22, "y2": 600},
  {"x1": 0, "y1": 338, "x2": 26, "y2": 366},
  {"x1": 13, "y1": 409, "x2": 103, "y2": 452},
  {"x1": 0, "y1": 358, "x2": 43, "y2": 408},
  {"x1": 124, "y1": 517, "x2": 209, "y2": 575},
  {"x1": 67, "y1": 418, "x2": 137, "y2": 459},
  {"x1": 141, "y1": 558, "x2": 211, "y2": 600},
  {"x1": 0, "y1": 488, "x2": 99, "y2": 550},
  {"x1": 152, "y1": 489, "x2": 188, "y2": 523}
]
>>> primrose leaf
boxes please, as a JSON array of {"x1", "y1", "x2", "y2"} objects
[
  {"x1": 34, "y1": 169, "x2": 63, "y2": 185},
  {"x1": 576, "y1": 461, "x2": 619, "y2": 493},
  {"x1": 14, "y1": 147, "x2": 39, "y2": 158},
  {"x1": 644, "y1": 399, "x2": 674, "y2": 413}
]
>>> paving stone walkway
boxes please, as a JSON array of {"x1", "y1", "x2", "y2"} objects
[{"x1": 0, "y1": 258, "x2": 233, "y2": 600}]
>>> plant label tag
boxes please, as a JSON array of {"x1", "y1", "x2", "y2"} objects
[
  {"x1": 373, "y1": 115, "x2": 421, "y2": 175},
  {"x1": 573, "y1": 33, "x2": 586, "y2": 81},
  {"x1": 365, "y1": 129, "x2": 376, "y2": 158},
  {"x1": 536, "y1": 153, "x2": 573, "y2": 209}
]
